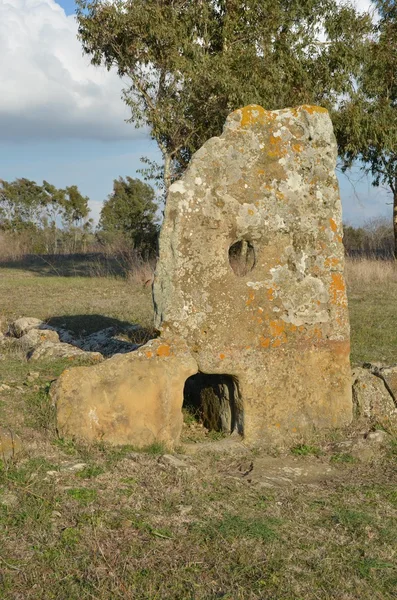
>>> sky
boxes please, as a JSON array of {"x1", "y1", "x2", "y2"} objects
[{"x1": 0, "y1": 0, "x2": 390, "y2": 227}]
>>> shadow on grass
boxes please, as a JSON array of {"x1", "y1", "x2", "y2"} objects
[
  {"x1": 0, "y1": 253, "x2": 130, "y2": 278},
  {"x1": 40, "y1": 314, "x2": 158, "y2": 357},
  {"x1": 45, "y1": 314, "x2": 135, "y2": 336}
]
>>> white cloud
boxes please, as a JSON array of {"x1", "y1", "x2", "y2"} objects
[
  {"x1": 0, "y1": 0, "x2": 143, "y2": 140},
  {"x1": 0, "y1": 0, "x2": 376, "y2": 142}
]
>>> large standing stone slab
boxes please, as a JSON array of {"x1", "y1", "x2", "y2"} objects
[{"x1": 154, "y1": 104, "x2": 352, "y2": 443}]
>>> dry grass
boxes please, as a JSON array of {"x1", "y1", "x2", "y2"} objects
[
  {"x1": 0, "y1": 345, "x2": 395, "y2": 600},
  {"x1": 345, "y1": 258, "x2": 397, "y2": 364},
  {"x1": 0, "y1": 257, "x2": 396, "y2": 599},
  {"x1": 345, "y1": 257, "x2": 397, "y2": 287}
]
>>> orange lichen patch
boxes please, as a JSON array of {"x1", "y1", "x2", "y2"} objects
[
  {"x1": 246, "y1": 291, "x2": 255, "y2": 306},
  {"x1": 257, "y1": 168, "x2": 265, "y2": 176},
  {"x1": 291, "y1": 427, "x2": 297, "y2": 433},
  {"x1": 272, "y1": 331, "x2": 288, "y2": 347},
  {"x1": 301, "y1": 105, "x2": 328, "y2": 115},
  {"x1": 275, "y1": 191, "x2": 285, "y2": 201},
  {"x1": 275, "y1": 423, "x2": 281, "y2": 428},
  {"x1": 269, "y1": 320, "x2": 285, "y2": 336},
  {"x1": 267, "y1": 134, "x2": 287, "y2": 160},
  {"x1": 267, "y1": 288, "x2": 275, "y2": 301},
  {"x1": 324, "y1": 257, "x2": 340, "y2": 268},
  {"x1": 145, "y1": 350, "x2": 153, "y2": 359},
  {"x1": 329, "y1": 218, "x2": 338, "y2": 233},
  {"x1": 156, "y1": 344, "x2": 171, "y2": 357},
  {"x1": 271, "y1": 338, "x2": 283, "y2": 348},
  {"x1": 258, "y1": 307, "x2": 264, "y2": 314},
  {"x1": 257, "y1": 317, "x2": 263, "y2": 324},
  {"x1": 259, "y1": 336, "x2": 271, "y2": 349},
  {"x1": 329, "y1": 273, "x2": 348, "y2": 307},
  {"x1": 248, "y1": 209, "x2": 255, "y2": 215},
  {"x1": 219, "y1": 353, "x2": 226, "y2": 360},
  {"x1": 239, "y1": 105, "x2": 268, "y2": 127},
  {"x1": 313, "y1": 327, "x2": 323, "y2": 339},
  {"x1": 336, "y1": 234, "x2": 343, "y2": 243},
  {"x1": 292, "y1": 142, "x2": 304, "y2": 153},
  {"x1": 289, "y1": 324, "x2": 298, "y2": 332}
]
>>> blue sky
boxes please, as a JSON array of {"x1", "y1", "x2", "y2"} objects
[{"x1": 0, "y1": 0, "x2": 390, "y2": 227}]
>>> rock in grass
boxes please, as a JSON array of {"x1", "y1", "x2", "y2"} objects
[
  {"x1": 8, "y1": 317, "x2": 43, "y2": 338},
  {"x1": 352, "y1": 367, "x2": 397, "y2": 432},
  {"x1": 51, "y1": 336, "x2": 197, "y2": 448},
  {"x1": 18, "y1": 328, "x2": 60, "y2": 351},
  {"x1": 28, "y1": 341, "x2": 103, "y2": 362},
  {"x1": 0, "y1": 427, "x2": 22, "y2": 461}
]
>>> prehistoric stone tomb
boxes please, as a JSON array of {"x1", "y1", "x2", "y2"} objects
[{"x1": 53, "y1": 104, "x2": 352, "y2": 447}]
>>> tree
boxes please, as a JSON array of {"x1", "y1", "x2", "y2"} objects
[
  {"x1": 99, "y1": 177, "x2": 159, "y2": 254},
  {"x1": 76, "y1": 0, "x2": 371, "y2": 194},
  {"x1": 337, "y1": 0, "x2": 397, "y2": 255},
  {"x1": 0, "y1": 178, "x2": 92, "y2": 253},
  {"x1": 0, "y1": 178, "x2": 44, "y2": 231},
  {"x1": 63, "y1": 185, "x2": 90, "y2": 228}
]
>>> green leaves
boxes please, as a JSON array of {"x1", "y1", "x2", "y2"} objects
[
  {"x1": 77, "y1": 0, "x2": 372, "y2": 191},
  {"x1": 98, "y1": 176, "x2": 159, "y2": 255}
]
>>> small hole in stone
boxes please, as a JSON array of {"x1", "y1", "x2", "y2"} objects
[
  {"x1": 183, "y1": 373, "x2": 243, "y2": 435},
  {"x1": 229, "y1": 240, "x2": 256, "y2": 276}
]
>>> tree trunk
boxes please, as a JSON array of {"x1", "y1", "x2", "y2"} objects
[
  {"x1": 164, "y1": 153, "x2": 172, "y2": 198},
  {"x1": 394, "y1": 191, "x2": 397, "y2": 259}
]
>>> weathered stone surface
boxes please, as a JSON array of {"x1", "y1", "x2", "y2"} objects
[
  {"x1": 376, "y1": 365, "x2": 397, "y2": 402},
  {"x1": 52, "y1": 337, "x2": 197, "y2": 447},
  {"x1": 0, "y1": 427, "x2": 22, "y2": 461},
  {"x1": 352, "y1": 367, "x2": 397, "y2": 431},
  {"x1": 29, "y1": 341, "x2": 103, "y2": 362},
  {"x1": 19, "y1": 328, "x2": 60, "y2": 351},
  {"x1": 154, "y1": 104, "x2": 352, "y2": 443},
  {"x1": 9, "y1": 317, "x2": 43, "y2": 338}
]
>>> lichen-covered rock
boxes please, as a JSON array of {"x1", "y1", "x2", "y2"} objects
[
  {"x1": 154, "y1": 104, "x2": 352, "y2": 443},
  {"x1": 0, "y1": 427, "x2": 22, "y2": 461},
  {"x1": 352, "y1": 367, "x2": 397, "y2": 431},
  {"x1": 29, "y1": 341, "x2": 103, "y2": 362},
  {"x1": 52, "y1": 337, "x2": 197, "y2": 447},
  {"x1": 376, "y1": 365, "x2": 397, "y2": 402},
  {"x1": 9, "y1": 317, "x2": 43, "y2": 338},
  {"x1": 18, "y1": 328, "x2": 60, "y2": 351}
]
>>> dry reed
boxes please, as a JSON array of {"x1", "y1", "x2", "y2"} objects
[{"x1": 345, "y1": 257, "x2": 397, "y2": 287}]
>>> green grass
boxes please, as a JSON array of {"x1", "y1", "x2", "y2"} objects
[
  {"x1": 346, "y1": 259, "x2": 397, "y2": 364},
  {"x1": 0, "y1": 258, "x2": 397, "y2": 599},
  {"x1": 291, "y1": 444, "x2": 322, "y2": 456}
]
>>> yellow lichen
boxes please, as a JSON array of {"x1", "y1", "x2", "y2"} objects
[
  {"x1": 329, "y1": 273, "x2": 347, "y2": 307},
  {"x1": 157, "y1": 344, "x2": 171, "y2": 357},
  {"x1": 329, "y1": 218, "x2": 338, "y2": 233},
  {"x1": 239, "y1": 105, "x2": 268, "y2": 127},
  {"x1": 300, "y1": 105, "x2": 328, "y2": 115},
  {"x1": 246, "y1": 291, "x2": 255, "y2": 306},
  {"x1": 260, "y1": 336, "x2": 271, "y2": 348}
]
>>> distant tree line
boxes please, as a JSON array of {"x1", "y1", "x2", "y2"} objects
[
  {"x1": 343, "y1": 218, "x2": 394, "y2": 257},
  {"x1": 0, "y1": 176, "x2": 159, "y2": 260},
  {"x1": 0, "y1": 178, "x2": 92, "y2": 255}
]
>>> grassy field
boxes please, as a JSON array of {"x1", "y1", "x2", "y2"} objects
[{"x1": 0, "y1": 257, "x2": 396, "y2": 599}]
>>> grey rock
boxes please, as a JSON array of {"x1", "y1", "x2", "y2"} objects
[{"x1": 9, "y1": 317, "x2": 43, "y2": 338}]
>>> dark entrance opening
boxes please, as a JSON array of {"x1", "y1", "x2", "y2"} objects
[
  {"x1": 183, "y1": 373, "x2": 243, "y2": 435},
  {"x1": 229, "y1": 240, "x2": 256, "y2": 276}
]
